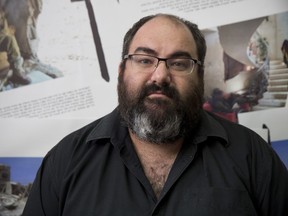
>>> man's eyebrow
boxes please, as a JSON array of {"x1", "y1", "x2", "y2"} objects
[
  {"x1": 134, "y1": 47, "x2": 157, "y2": 55},
  {"x1": 169, "y1": 51, "x2": 192, "y2": 58},
  {"x1": 133, "y1": 47, "x2": 193, "y2": 58}
]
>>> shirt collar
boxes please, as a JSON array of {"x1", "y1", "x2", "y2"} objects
[
  {"x1": 193, "y1": 111, "x2": 229, "y2": 147},
  {"x1": 86, "y1": 108, "x2": 229, "y2": 147},
  {"x1": 86, "y1": 107, "x2": 128, "y2": 147}
]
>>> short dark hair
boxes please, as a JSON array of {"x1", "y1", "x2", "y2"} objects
[{"x1": 120, "y1": 14, "x2": 206, "y2": 74}]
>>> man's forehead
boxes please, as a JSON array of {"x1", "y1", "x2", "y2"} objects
[
  {"x1": 139, "y1": 15, "x2": 187, "y2": 31},
  {"x1": 133, "y1": 16, "x2": 194, "y2": 43},
  {"x1": 130, "y1": 16, "x2": 197, "y2": 57}
]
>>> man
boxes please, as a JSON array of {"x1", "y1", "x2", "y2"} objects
[{"x1": 22, "y1": 14, "x2": 288, "y2": 216}]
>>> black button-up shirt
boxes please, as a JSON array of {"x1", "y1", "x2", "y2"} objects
[{"x1": 23, "y1": 108, "x2": 288, "y2": 216}]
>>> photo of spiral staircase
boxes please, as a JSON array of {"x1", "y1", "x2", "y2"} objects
[{"x1": 254, "y1": 59, "x2": 288, "y2": 110}]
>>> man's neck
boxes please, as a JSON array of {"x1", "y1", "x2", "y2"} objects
[{"x1": 129, "y1": 129, "x2": 183, "y2": 199}]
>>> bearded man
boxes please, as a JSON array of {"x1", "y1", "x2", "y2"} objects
[{"x1": 23, "y1": 14, "x2": 288, "y2": 216}]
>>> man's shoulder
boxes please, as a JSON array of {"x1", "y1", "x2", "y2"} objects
[
  {"x1": 204, "y1": 110, "x2": 269, "y2": 148},
  {"x1": 48, "y1": 109, "x2": 120, "y2": 158},
  {"x1": 206, "y1": 111, "x2": 254, "y2": 133},
  {"x1": 62, "y1": 109, "x2": 118, "y2": 144}
]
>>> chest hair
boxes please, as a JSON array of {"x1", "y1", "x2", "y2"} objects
[
  {"x1": 141, "y1": 158, "x2": 175, "y2": 199},
  {"x1": 129, "y1": 130, "x2": 182, "y2": 199}
]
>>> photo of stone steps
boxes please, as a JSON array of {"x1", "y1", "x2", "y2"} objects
[{"x1": 254, "y1": 60, "x2": 288, "y2": 110}]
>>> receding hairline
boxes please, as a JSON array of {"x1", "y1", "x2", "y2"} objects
[
  {"x1": 144, "y1": 14, "x2": 192, "y2": 30},
  {"x1": 133, "y1": 14, "x2": 197, "y2": 45},
  {"x1": 133, "y1": 14, "x2": 198, "y2": 52}
]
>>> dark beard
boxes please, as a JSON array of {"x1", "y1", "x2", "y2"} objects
[{"x1": 117, "y1": 74, "x2": 203, "y2": 144}]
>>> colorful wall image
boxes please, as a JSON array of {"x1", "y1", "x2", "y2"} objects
[
  {"x1": 202, "y1": 11, "x2": 288, "y2": 123},
  {"x1": 0, "y1": 0, "x2": 64, "y2": 92},
  {"x1": 0, "y1": 157, "x2": 42, "y2": 215}
]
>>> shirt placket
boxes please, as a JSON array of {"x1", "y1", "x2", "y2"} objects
[{"x1": 151, "y1": 141, "x2": 200, "y2": 215}]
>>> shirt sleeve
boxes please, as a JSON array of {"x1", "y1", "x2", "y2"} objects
[
  {"x1": 22, "y1": 149, "x2": 60, "y2": 216},
  {"x1": 250, "y1": 132, "x2": 288, "y2": 216}
]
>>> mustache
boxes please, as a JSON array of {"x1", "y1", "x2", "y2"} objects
[{"x1": 139, "y1": 83, "x2": 179, "y2": 100}]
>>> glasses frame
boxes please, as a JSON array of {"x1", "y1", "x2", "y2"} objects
[{"x1": 123, "y1": 54, "x2": 202, "y2": 75}]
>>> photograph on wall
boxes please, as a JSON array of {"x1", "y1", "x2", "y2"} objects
[
  {"x1": 0, "y1": 0, "x2": 116, "y2": 120},
  {"x1": 202, "y1": 11, "x2": 288, "y2": 123},
  {"x1": 0, "y1": 0, "x2": 63, "y2": 92},
  {"x1": 0, "y1": 157, "x2": 42, "y2": 216}
]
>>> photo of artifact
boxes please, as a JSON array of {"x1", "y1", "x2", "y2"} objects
[{"x1": 0, "y1": 0, "x2": 63, "y2": 92}]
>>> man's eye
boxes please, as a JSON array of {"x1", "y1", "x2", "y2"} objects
[
  {"x1": 170, "y1": 60, "x2": 189, "y2": 70},
  {"x1": 137, "y1": 58, "x2": 154, "y2": 65}
]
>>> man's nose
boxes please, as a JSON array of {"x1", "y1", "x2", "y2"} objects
[{"x1": 150, "y1": 61, "x2": 171, "y2": 84}]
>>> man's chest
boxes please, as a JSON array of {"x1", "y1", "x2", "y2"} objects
[{"x1": 59, "y1": 148, "x2": 257, "y2": 216}]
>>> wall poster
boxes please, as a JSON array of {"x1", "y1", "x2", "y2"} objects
[{"x1": 0, "y1": 0, "x2": 287, "y2": 214}]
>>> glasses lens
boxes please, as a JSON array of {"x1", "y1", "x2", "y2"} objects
[
  {"x1": 131, "y1": 55, "x2": 157, "y2": 71},
  {"x1": 167, "y1": 59, "x2": 194, "y2": 73}
]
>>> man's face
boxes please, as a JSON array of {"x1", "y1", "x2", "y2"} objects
[{"x1": 118, "y1": 16, "x2": 204, "y2": 144}]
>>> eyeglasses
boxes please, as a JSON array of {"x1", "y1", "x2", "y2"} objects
[{"x1": 124, "y1": 54, "x2": 202, "y2": 75}]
